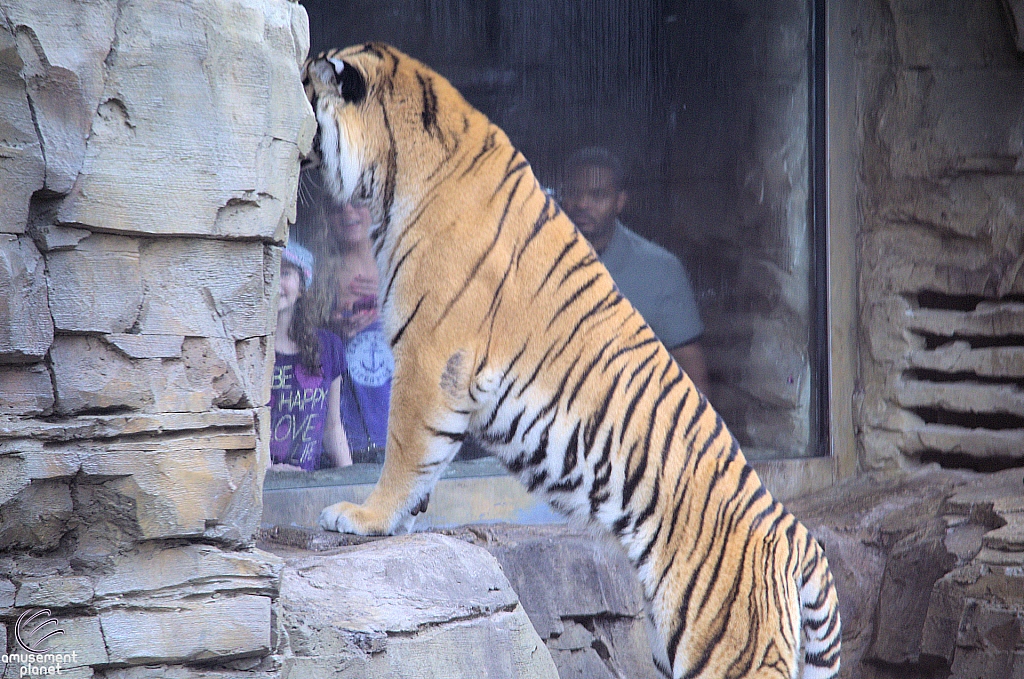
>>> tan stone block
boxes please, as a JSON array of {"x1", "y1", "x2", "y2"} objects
[
  {"x1": 0, "y1": 447, "x2": 29, "y2": 506},
  {"x1": 902, "y1": 425, "x2": 1024, "y2": 461},
  {"x1": 0, "y1": 363, "x2": 54, "y2": 415},
  {"x1": 145, "y1": 357, "x2": 212, "y2": 413},
  {"x1": 20, "y1": 440, "x2": 82, "y2": 481},
  {"x1": 100, "y1": 594, "x2": 272, "y2": 664},
  {"x1": 983, "y1": 512, "x2": 1024, "y2": 552},
  {"x1": 51, "y1": 334, "x2": 236, "y2": 415},
  {"x1": 860, "y1": 226, "x2": 996, "y2": 297},
  {"x1": 137, "y1": 239, "x2": 272, "y2": 339},
  {"x1": 46, "y1": 233, "x2": 143, "y2": 333},
  {"x1": 104, "y1": 334, "x2": 184, "y2": 359},
  {"x1": 33, "y1": 224, "x2": 92, "y2": 251},
  {"x1": 279, "y1": 534, "x2": 558, "y2": 678},
  {"x1": 0, "y1": 410, "x2": 257, "y2": 444},
  {"x1": 905, "y1": 304, "x2": 1024, "y2": 346},
  {"x1": 181, "y1": 337, "x2": 247, "y2": 409},
  {"x1": 0, "y1": 236, "x2": 53, "y2": 361},
  {"x1": 93, "y1": 543, "x2": 281, "y2": 599},
  {"x1": 370, "y1": 607, "x2": 560, "y2": 679},
  {"x1": 206, "y1": 446, "x2": 265, "y2": 545},
  {"x1": 893, "y1": 0, "x2": 1019, "y2": 70},
  {"x1": 3, "y1": 436, "x2": 82, "y2": 483},
  {"x1": 106, "y1": 667, "x2": 279, "y2": 679},
  {"x1": 897, "y1": 380, "x2": 1024, "y2": 418},
  {"x1": 35, "y1": 615, "x2": 109, "y2": 668},
  {"x1": 883, "y1": 69, "x2": 1024, "y2": 178},
  {"x1": 236, "y1": 336, "x2": 274, "y2": 409},
  {"x1": 0, "y1": 25, "x2": 45, "y2": 235},
  {"x1": 75, "y1": 433, "x2": 253, "y2": 540},
  {"x1": 862, "y1": 298, "x2": 914, "y2": 366},
  {"x1": 950, "y1": 602, "x2": 1023, "y2": 678},
  {"x1": 281, "y1": 655, "x2": 369, "y2": 679},
  {"x1": 15, "y1": 575, "x2": 94, "y2": 607},
  {"x1": 859, "y1": 429, "x2": 906, "y2": 472},
  {"x1": 0, "y1": 578, "x2": 15, "y2": 608},
  {"x1": 908, "y1": 344, "x2": 1024, "y2": 379},
  {"x1": 0, "y1": 479, "x2": 73, "y2": 552},
  {"x1": 881, "y1": 176, "x2": 1024, "y2": 248},
  {"x1": 56, "y1": 0, "x2": 313, "y2": 239},
  {"x1": 46, "y1": 671, "x2": 93, "y2": 679},
  {"x1": 4, "y1": 0, "x2": 117, "y2": 194},
  {"x1": 50, "y1": 336, "x2": 154, "y2": 414}
]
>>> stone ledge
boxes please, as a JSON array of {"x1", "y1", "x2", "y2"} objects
[
  {"x1": 0, "y1": 410, "x2": 257, "y2": 442},
  {"x1": 261, "y1": 524, "x2": 661, "y2": 679},
  {"x1": 100, "y1": 595, "x2": 273, "y2": 665},
  {"x1": 787, "y1": 465, "x2": 1024, "y2": 679},
  {"x1": 273, "y1": 532, "x2": 559, "y2": 679}
]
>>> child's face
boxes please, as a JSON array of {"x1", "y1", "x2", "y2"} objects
[{"x1": 278, "y1": 263, "x2": 303, "y2": 313}]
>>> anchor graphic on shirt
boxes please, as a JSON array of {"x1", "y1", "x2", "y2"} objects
[
  {"x1": 348, "y1": 327, "x2": 394, "y2": 387},
  {"x1": 360, "y1": 341, "x2": 388, "y2": 373}
]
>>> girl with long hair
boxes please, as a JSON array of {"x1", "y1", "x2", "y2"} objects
[{"x1": 269, "y1": 242, "x2": 353, "y2": 471}]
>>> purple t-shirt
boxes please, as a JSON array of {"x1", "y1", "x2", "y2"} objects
[
  {"x1": 339, "y1": 320, "x2": 393, "y2": 461},
  {"x1": 269, "y1": 329, "x2": 347, "y2": 471}
]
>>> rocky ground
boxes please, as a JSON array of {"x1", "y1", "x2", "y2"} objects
[
  {"x1": 260, "y1": 465, "x2": 1024, "y2": 679},
  {"x1": 790, "y1": 465, "x2": 1024, "y2": 679}
]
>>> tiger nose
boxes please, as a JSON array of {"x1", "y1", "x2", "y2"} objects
[
  {"x1": 311, "y1": 58, "x2": 336, "y2": 86},
  {"x1": 327, "y1": 58, "x2": 347, "y2": 81}
]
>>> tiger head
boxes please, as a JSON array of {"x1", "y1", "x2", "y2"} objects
[{"x1": 302, "y1": 43, "x2": 478, "y2": 237}]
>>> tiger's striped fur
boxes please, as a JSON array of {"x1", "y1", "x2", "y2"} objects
[{"x1": 303, "y1": 42, "x2": 841, "y2": 679}]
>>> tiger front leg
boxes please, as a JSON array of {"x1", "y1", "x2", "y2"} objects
[{"x1": 319, "y1": 349, "x2": 472, "y2": 535}]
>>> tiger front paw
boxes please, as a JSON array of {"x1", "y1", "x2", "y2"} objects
[
  {"x1": 318, "y1": 501, "x2": 399, "y2": 535},
  {"x1": 319, "y1": 501, "x2": 370, "y2": 534}
]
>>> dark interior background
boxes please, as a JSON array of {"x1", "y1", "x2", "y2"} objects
[{"x1": 299, "y1": 0, "x2": 823, "y2": 459}]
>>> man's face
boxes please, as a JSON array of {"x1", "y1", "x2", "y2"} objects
[{"x1": 562, "y1": 166, "x2": 626, "y2": 252}]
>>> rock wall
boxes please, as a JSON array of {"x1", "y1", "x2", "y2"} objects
[
  {"x1": 0, "y1": 0, "x2": 314, "y2": 676},
  {"x1": 260, "y1": 524, "x2": 661, "y2": 679},
  {"x1": 853, "y1": 0, "x2": 1024, "y2": 472},
  {"x1": 273, "y1": 532, "x2": 560, "y2": 679},
  {"x1": 789, "y1": 466, "x2": 1024, "y2": 679}
]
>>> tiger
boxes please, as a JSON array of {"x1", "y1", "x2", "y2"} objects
[{"x1": 301, "y1": 42, "x2": 841, "y2": 679}]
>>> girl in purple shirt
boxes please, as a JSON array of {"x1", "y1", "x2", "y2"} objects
[{"x1": 268, "y1": 242, "x2": 352, "y2": 472}]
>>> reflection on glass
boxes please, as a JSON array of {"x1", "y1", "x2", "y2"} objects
[{"x1": 284, "y1": 0, "x2": 824, "y2": 478}]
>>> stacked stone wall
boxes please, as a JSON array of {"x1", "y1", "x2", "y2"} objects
[
  {"x1": 855, "y1": 0, "x2": 1024, "y2": 472},
  {"x1": 0, "y1": 0, "x2": 314, "y2": 675}
]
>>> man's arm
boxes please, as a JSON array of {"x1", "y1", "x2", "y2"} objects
[{"x1": 670, "y1": 341, "x2": 710, "y2": 395}]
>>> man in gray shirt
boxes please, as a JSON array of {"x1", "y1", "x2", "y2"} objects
[{"x1": 561, "y1": 147, "x2": 710, "y2": 393}]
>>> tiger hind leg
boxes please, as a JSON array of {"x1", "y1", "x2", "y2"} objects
[{"x1": 799, "y1": 542, "x2": 841, "y2": 679}]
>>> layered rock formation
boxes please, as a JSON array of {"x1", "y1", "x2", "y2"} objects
[
  {"x1": 854, "y1": 0, "x2": 1024, "y2": 472},
  {"x1": 0, "y1": 0, "x2": 313, "y2": 675}
]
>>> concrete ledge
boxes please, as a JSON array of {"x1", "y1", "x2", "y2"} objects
[
  {"x1": 262, "y1": 459, "x2": 564, "y2": 529},
  {"x1": 262, "y1": 455, "x2": 836, "y2": 529}
]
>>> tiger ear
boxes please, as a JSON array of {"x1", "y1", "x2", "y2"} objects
[{"x1": 326, "y1": 58, "x2": 367, "y2": 105}]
